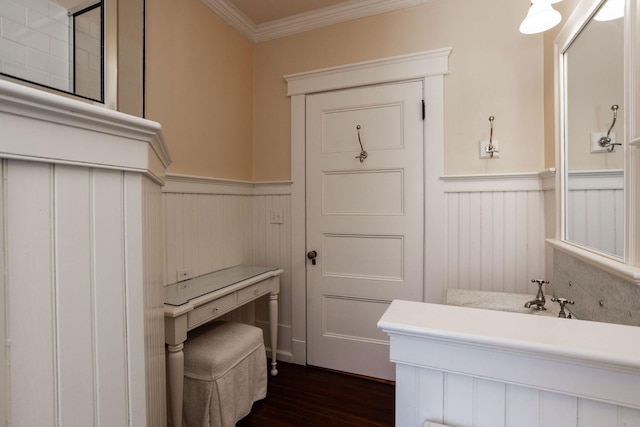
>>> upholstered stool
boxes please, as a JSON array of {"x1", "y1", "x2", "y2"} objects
[{"x1": 182, "y1": 321, "x2": 267, "y2": 427}]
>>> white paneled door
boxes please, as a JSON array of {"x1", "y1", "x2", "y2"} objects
[{"x1": 306, "y1": 81, "x2": 424, "y2": 380}]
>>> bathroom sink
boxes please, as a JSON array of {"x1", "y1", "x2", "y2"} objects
[{"x1": 445, "y1": 289, "x2": 574, "y2": 318}]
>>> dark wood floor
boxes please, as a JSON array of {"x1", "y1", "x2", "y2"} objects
[{"x1": 237, "y1": 361, "x2": 395, "y2": 427}]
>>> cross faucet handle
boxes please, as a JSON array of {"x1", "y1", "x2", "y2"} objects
[
  {"x1": 531, "y1": 279, "x2": 549, "y2": 286},
  {"x1": 551, "y1": 297, "x2": 575, "y2": 318},
  {"x1": 530, "y1": 279, "x2": 549, "y2": 299}
]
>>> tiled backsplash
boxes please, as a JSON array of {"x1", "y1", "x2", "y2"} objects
[
  {"x1": 553, "y1": 250, "x2": 640, "y2": 326},
  {"x1": 0, "y1": 0, "x2": 71, "y2": 91}
]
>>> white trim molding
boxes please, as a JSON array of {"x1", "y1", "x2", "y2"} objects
[
  {"x1": 200, "y1": 0, "x2": 432, "y2": 43},
  {"x1": 163, "y1": 173, "x2": 292, "y2": 195},
  {"x1": 540, "y1": 168, "x2": 556, "y2": 190},
  {"x1": 285, "y1": 48, "x2": 451, "y2": 96},
  {"x1": 441, "y1": 172, "x2": 548, "y2": 193},
  {"x1": 0, "y1": 79, "x2": 171, "y2": 183},
  {"x1": 566, "y1": 169, "x2": 624, "y2": 191}
]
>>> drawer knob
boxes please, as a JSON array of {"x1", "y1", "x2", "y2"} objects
[
  {"x1": 254, "y1": 289, "x2": 259, "y2": 295},
  {"x1": 213, "y1": 307, "x2": 219, "y2": 313}
]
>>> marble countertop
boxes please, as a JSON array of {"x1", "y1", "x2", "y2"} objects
[{"x1": 445, "y1": 289, "x2": 569, "y2": 318}]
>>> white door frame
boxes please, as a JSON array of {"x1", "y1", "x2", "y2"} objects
[{"x1": 285, "y1": 48, "x2": 452, "y2": 364}]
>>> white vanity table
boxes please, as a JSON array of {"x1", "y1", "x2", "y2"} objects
[{"x1": 164, "y1": 265, "x2": 283, "y2": 427}]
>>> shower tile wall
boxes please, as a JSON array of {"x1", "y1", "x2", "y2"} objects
[{"x1": 0, "y1": 0, "x2": 71, "y2": 91}]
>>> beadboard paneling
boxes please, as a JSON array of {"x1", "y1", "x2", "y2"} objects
[
  {"x1": 566, "y1": 170, "x2": 624, "y2": 258},
  {"x1": 444, "y1": 185, "x2": 546, "y2": 294},
  {"x1": 93, "y1": 169, "x2": 129, "y2": 427},
  {"x1": 3, "y1": 160, "x2": 155, "y2": 426},
  {"x1": 400, "y1": 366, "x2": 640, "y2": 427},
  {"x1": 142, "y1": 176, "x2": 167, "y2": 427},
  {"x1": 252, "y1": 195, "x2": 293, "y2": 350},
  {"x1": 0, "y1": 162, "x2": 5, "y2": 427},
  {"x1": 164, "y1": 194, "x2": 252, "y2": 282},
  {"x1": 7, "y1": 160, "x2": 58, "y2": 425}
]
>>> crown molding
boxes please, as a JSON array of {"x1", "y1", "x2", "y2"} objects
[
  {"x1": 200, "y1": 0, "x2": 256, "y2": 41},
  {"x1": 201, "y1": 0, "x2": 432, "y2": 43}
]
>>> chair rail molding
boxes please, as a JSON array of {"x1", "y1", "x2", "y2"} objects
[
  {"x1": 163, "y1": 173, "x2": 292, "y2": 196},
  {"x1": 441, "y1": 171, "x2": 550, "y2": 193}
]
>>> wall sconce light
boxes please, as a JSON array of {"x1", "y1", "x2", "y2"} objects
[{"x1": 520, "y1": 0, "x2": 563, "y2": 34}]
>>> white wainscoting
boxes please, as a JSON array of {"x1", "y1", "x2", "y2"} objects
[
  {"x1": 162, "y1": 175, "x2": 294, "y2": 359},
  {"x1": 0, "y1": 79, "x2": 170, "y2": 426},
  {"x1": 566, "y1": 170, "x2": 624, "y2": 258},
  {"x1": 442, "y1": 173, "x2": 548, "y2": 295},
  {"x1": 2, "y1": 165, "x2": 167, "y2": 427}
]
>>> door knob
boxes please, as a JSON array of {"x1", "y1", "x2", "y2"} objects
[{"x1": 307, "y1": 250, "x2": 317, "y2": 265}]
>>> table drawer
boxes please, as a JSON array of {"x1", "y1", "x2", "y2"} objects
[
  {"x1": 188, "y1": 293, "x2": 236, "y2": 328},
  {"x1": 238, "y1": 280, "x2": 271, "y2": 304}
]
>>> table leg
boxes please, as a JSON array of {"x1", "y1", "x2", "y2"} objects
[
  {"x1": 167, "y1": 343, "x2": 184, "y2": 427},
  {"x1": 269, "y1": 293, "x2": 279, "y2": 376}
]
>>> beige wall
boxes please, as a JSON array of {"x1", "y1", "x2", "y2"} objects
[
  {"x1": 254, "y1": 0, "x2": 547, "y2": 180},
  {"x1": 146, "y1": 0, "x2": 255, "y2": 180},
  {"x1": 144, "y1": 0, "x2": 582, "y2": 181},
  {"x1": 118, "y1": 0, "x2": 145, "y2": 117}
]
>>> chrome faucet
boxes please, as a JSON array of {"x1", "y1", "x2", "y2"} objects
[{"x1": 524, "y1": 279, "x2": 549, "y2": 311}]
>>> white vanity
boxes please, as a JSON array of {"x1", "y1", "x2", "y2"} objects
[{"x1": 378, "y1": 299, "x2": 640, "y2": 427}]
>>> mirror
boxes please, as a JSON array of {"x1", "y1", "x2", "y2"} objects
[
  {"x1": 563, "y1": 0, "x2": 625, "y2": 258},
  {"x1": 0, "y1": 0, "x2": 145, "y2": 117}
]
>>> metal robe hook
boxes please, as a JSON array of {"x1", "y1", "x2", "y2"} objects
[
  {"x1": 598, "y1": 105, "x2": 621, "y2": 152},
  {"x1": 355, "y1": 125, "x2": 368, "y2": 163},
  {"x1": 485, "y1": 116, "x2": 499, "y2": 158},
  {"x1": 489, "y1": 116, "x2": 494, "y2": 143}
]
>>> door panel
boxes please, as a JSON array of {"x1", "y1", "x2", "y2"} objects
[
  {"x1": 323, "y1": 170, "x2": 404, "y2": 215},
  {"x1": 306, "y1": 81, "x2": 424, "y2": 380},
  {"x1": 323, "y1": 234, "x2": 404, "y2": 281}
]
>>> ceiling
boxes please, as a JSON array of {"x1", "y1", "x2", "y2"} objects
[
  {"x1": 204, "y1": 0, "x2": 431, "y2": 43},
  {"x1": 55, "y1": 0, "x2": 430, "y2": 43}
]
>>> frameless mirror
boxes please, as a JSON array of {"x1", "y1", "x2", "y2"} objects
[
  {"x1": 563, "y1": 0, "x2": 625, "y2": 258},
  {"x1": 0, "y1": 0, "x2": 104, "y2": 102}
]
